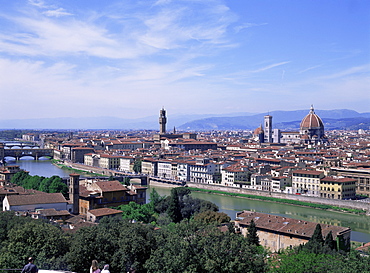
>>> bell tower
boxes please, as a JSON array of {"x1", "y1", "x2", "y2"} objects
[
  {"x1": 264, "y1": 115, "x2": 273, "y2": 143},
  {"x1": 159, "y1": 107, "x2": 167, "y2": 134},
  {"x1": 69, "y1": 173, "x2": 80, "y2": 214}
]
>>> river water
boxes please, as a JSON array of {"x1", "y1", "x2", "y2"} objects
[{"x1": 7, "y1": 158, "x2": 370, "y2": 243}]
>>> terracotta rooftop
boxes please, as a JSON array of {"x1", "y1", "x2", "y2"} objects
[
  {"x1": 236, "y1": 211, "x2": 350, "y2": 239},
  {"x1": 88, "y1": 207, "x2": 122, "y2": 217},
  {"x1": 5, "y1": 193, "x2": 67, "y2": 206},
  {"x1": 95, "y1": 180, "x2": 127, "y2": 192}
]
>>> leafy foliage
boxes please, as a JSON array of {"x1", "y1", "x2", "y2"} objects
[
  {"x1": 10, "y1": 171, "x2": 68, "y2": 198},
  {"x1": 0, "y1": 214, "x2": 70, "y2": 270},
  {"x1": 144, "y1": 220, "x2": 267, "y2": 273},
  {"x1": 117, "y1": 202, "x2": 155, "y2": 223},
  {"x1": 193, "y1": 211, "x2": 231, "y2": 225}
]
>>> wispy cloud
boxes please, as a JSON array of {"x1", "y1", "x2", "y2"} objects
[
  {"x1": 320, "y1": 65, "x2": 370, "y2": 80},
  {"x1": 43, "y1": 8, "x2": 73, "y2": 17},
  {"x1": 297, "y1": 64, "x2": 322, "y2": 74},
  {"x1": 251, "y1": 61, "x2": 290, "y2": 73},
  {"x1": 234, "y1": 22, "x2": 267, "y2": 33}
]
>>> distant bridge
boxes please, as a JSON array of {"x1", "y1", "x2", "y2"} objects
[
  {"x1": 148, "y1": 176, "x2": 186, "y2": 186},
  {"x1": 0, "y1": 143, "x2": 53, "y2": 161}
]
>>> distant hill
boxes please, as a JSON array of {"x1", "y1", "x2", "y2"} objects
[
  {"x1": 0, "y1": 109, "x2": 368, "y2": 130},
  {"x1": 0, "y1": 112, "x2": 256, "y2": 130},
  {"x1": 275, "y1": 117, "x2": 370, "y2": 130},
  {"x1": 178, "y1": 109, "x2": 370, "y2": 130}
]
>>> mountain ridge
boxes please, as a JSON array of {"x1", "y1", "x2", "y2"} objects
[{"x1": 0, "y1": 109, "x2": 369, "y2": 130}]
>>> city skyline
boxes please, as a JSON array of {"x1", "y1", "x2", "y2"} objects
[{"x1": 0, "y1": 0, "x2": 369, "y2": 120}]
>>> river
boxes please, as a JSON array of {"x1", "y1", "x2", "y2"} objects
[{"x1": 7, "y1": 158, "x2": 370, "y2": 243}]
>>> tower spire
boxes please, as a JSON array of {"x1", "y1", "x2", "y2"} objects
[{"x1": 310, "y1": 104, "x2": 315, "y2": 113}]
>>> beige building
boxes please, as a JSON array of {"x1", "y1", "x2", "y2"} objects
[
  {"x1": 84, "y1": 153, "x2": 100, "y2": 167},
  {"x1": 331, "y1": 167, "x2": 370, "y2": 197},
  {"x1": 87, "y1": 207, "x2": 122, "y2": 223},
  {"x1": 99, "y1": 154, "x2": 122, "y2": 169},
  {"x1": 320, "y1": 176, "x2": 356, "y2": 200},
  {"x1": 235, "y1": 211, "x2": 351, "y2": 252}
]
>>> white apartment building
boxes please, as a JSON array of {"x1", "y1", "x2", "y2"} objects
[
  {"x1": 271, "y1": 176, "x2": 291, "y2": 192},
  {"x1": 141, "y1": 159, "x2": 158, "y2": 176},
  {"x1": 177, "y1": 161, "x2": 190, "y2": 182},
  {"x1": 157, "y1": 160, "x2": 173, "y2": 179},
  {"x1": 119, "y1": 156, "x2": 135, "y2": 172},
  {"x1": 189, "y1": 158, "x2": 218, "y2": 184},
  {"x1": 221, "y1": 167, "x2": 249, "y2": 187},
  {"x1": 292, "y1": 170, "x2": 324, "y2": 196},
  {"x1": 251, "y1": 174, "x2": 271, "y2": 191}
]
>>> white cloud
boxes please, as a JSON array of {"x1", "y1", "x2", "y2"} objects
[{"x1": 43, "y1": 8, "x2": 73, "y2": 17}]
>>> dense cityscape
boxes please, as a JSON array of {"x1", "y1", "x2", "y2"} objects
[
  {"x1": 1, "y1": 0, "x2": 369, "y2": 272},
  {"x1": 0, "y1": 107, "x2": 370, "y2": 272}
]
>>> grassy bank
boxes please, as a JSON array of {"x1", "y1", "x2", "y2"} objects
[
  {"x1": 51, "y1": 159, "x2": 107, "y2": 177},
  {"x1": 187, "y1": 187, "x2": 366, "y2": 215}
]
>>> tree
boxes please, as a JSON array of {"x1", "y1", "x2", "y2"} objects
[
  {"x1": 270, "y1": 250, "x2": 342, "y2": 273},
  {"x1": 303, "y1": 224, "x2": 324, "y2": 253},
  {"x1": 323, "y1": 231, "x2": 337, "y2": 253},
  {"x1": 10, "y1": 170, "x2": 30, "y2": 185},
  {"x1": 133, "y1": 159, "x2": 142, "y2": 173},
  {"x1": 118, "y1": 202, "x2": 155, "y2": 223},
  {"x1": 246, "y1": 219, "x2": 260, "y2": 246},
  {"x1": 167, "y1": 188, "x2": 182, "y2": 223},
  {"x1": 48, "y1": 176, "x2": 68, "y2": 197},
  {"x1": 144, "y1": 221, "x2": 267, "y2": 273},
  {"x1": 39, "y1": 177, "x2": 52, "y2": 192},
  {"x1": 193, "y1": 211, "x2": 230, "y2": 225},
  {"x1": 123, "y1": 177, "x2": 131, "y2": 186},
  {"x1": 0, "y1": 220, "x2": 70, "y2": 270}
]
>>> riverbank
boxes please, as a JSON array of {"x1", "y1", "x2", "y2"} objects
[
  {"x1": 187, "y1": 185, "x2": 368, "y2": 215},
  {"x1": 51, "y1": 160, "x2": 107, "y2": 177},
  {"x1": 51, "y1": 160, "x2": 369, "y2": 215}
]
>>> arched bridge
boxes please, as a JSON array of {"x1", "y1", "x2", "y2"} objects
[{"x1": 0, "y1": 144, "x2": 54, "y2": 161}]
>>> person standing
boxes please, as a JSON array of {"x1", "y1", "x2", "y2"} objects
[
  {"x1": 101, "y1": 264, "x2": 110, "y2": 273},
  {"x1": 21, "y1": 257, "x2": 38, "y2": 273},
  {"x1": 90, "y1": 260, "x2": 101, "y2": 273}
]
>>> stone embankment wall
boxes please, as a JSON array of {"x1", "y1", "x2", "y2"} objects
[
  {"x1": 187, "y1": 182, "x2": 370, "y2": 213},
  {"x1": 68, "y1": 163, "x2": 115, "y2": 176}
]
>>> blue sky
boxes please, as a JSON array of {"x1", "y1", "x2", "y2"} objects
[{"x1": 0, "y1": 0, "x2": 369, "y2": 120}]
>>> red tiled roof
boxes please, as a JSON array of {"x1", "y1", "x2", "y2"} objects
[
  {"x1": 88, "y1": 208, "x2": 122, "y2": 217},
  {"x1": 236, "y1": 211, "x2": 350, "y2": 239},
  {"x1": 95, "y1": 181, "x2": 127, "y2": 192},
  {"x1": 6, "y1": 193, "x2": 67, "y2": 206}
]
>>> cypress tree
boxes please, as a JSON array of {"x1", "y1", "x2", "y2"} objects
[
  {"x1": 303, "y1": 224, "x2": 324, "y2": 253},
  {"x1": 324, "y1": 230, "x2": 337, "y2": 252},
  {"x1": 167, "y1": 188, "x2": 182, "y2": 223},
  {"x1": 246, "y1": 219, "x2": 260, "y2": 246}
]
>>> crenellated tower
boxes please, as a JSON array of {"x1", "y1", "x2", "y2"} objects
[{"x1": 159, "y1": 107, "x2": 167, "y2": 134}]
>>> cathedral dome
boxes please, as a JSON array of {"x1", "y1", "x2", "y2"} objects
[
  {"x1": 253, "y1": 125, "x2": 263, "y2": 135},
  {"x1": 300, "y1": 105, "x2": 324, "y2": 130}
]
